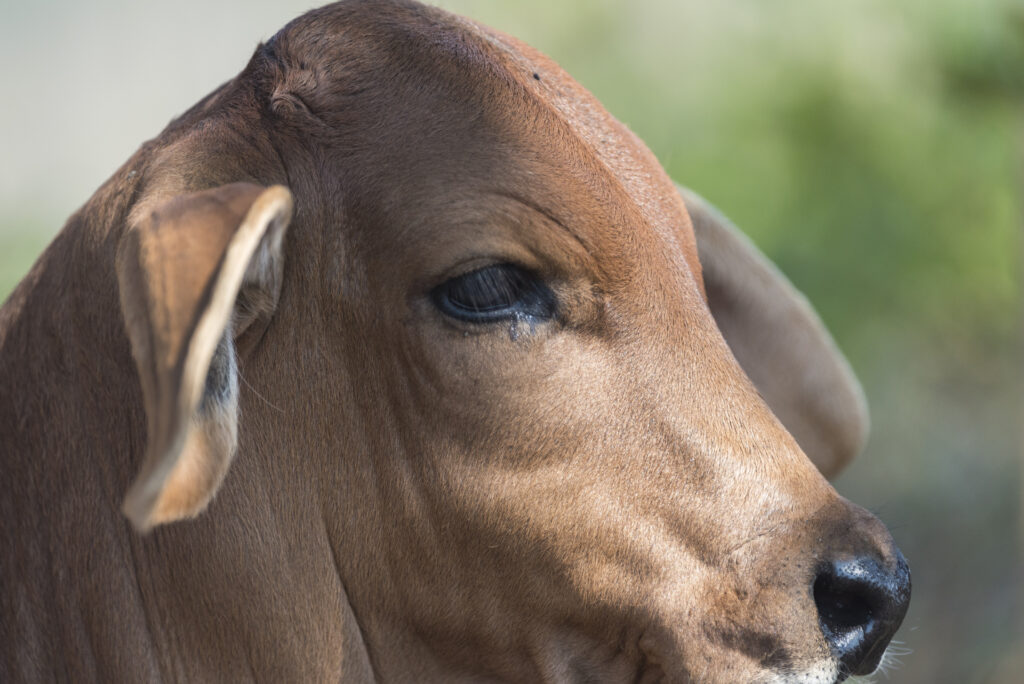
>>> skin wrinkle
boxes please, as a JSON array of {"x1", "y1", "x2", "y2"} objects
[
  {"x1": 489, "y1": 189, "x2": 594, "y2": 261},
  {"x1": 324, "y1": 515, "x2": 378, "y2": 681},
  {"x1": 0, "y1": 1, "x2": 907, "y2": 682}
]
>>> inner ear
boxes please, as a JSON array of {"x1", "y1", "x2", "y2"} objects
[{"x1": 117, "y1": 183, "x2": 292, "y2": 532}]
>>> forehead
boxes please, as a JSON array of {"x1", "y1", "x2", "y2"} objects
[
  {"x1": 275, "y1": 1, "x2": 702, "y2": 282},
  {"x1": 469, "y1": 22, "x2": 699, "y2": 263}
]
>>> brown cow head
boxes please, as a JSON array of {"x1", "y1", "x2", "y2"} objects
[{"x1": 113, "y1": 1, "x2": 908, "y2": 681}]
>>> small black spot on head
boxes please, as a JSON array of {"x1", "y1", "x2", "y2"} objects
[{"x1": 533, "y1": 72, "x2": 541, "y2": 80}]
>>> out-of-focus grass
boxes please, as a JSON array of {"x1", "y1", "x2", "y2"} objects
[
  {"x1": 2, "y1": 0, "x2": 1021, "y2": 682},
  {"x1": 0, "y1": 220, "x2": 51, "y2": 302}
]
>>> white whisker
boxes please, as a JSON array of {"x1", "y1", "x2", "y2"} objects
[{"x1": 848, "y1": 639, "x2": 912, "y2": 683}]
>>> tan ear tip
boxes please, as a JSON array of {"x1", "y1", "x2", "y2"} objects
[
  {"x1": 121, "y1": 464, "x2": 177, "y2": 534},
  {"x1": 260, "y1": 185, "x2": 294, "y2": 221},
  {"x1": 122, "y1": 478, "x2": 197, "y2": 534},
  {"x1": 122, "y1": 483, "x2": 158, "y2": 534},
  {"x1": 265, "y1": 184, "x2": 293, "y2": 202}
]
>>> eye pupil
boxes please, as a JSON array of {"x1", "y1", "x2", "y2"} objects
[{"x1": 431, "y1": 264, "x2": 555, "y2": 323}]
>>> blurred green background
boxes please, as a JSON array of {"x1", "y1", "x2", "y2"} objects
[{"x1": 1, "y1": 1, "x2": 1020, "y2": 681}]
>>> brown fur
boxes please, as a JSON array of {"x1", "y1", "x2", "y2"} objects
[{"x1": 0, "y1": 1, "x2": 903, "y2": 681}]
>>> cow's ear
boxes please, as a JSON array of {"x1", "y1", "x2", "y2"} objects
[
  {"x1": 679, "y1": 185, "x2": 868, "y2": 480},
  {"x1": 116, "y1": 183, "x2": 292, "y2": 532}
]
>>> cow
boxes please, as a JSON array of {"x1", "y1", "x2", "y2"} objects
[{"x1": 0, "y1": 1, "x2": 909, "y2": 681}]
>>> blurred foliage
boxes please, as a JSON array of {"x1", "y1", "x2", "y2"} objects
[
  {"x1": 0, "y1": 217, "x2": 49, "y2": 302},
  {"x1": 2, "y1": 0, "x2": 1022, "y2": 682}
]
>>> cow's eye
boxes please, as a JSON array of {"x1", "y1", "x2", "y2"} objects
[{"x1": 431, "y1": 263, "x2": 556, "y2": 323}]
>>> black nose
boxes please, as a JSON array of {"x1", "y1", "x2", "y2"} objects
[{"x1": 813, "y1": 553, "x2": 911, "y2": 677}]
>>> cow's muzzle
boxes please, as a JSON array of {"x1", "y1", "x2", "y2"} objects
[{"x1": 813, "y1": 550, "x2": 911, "y2": 678}]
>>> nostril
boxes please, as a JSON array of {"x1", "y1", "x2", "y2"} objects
[
  {"x1": 814, "y1": 555, "x2": 911, "y2": 677},
  {"x1": 814, "y1": 574, "x2": 873, "y2": 634}
]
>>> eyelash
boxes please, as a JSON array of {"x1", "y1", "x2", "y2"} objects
[{"x1": 430, "y1": 263, "x2": 557, "y2": 324}]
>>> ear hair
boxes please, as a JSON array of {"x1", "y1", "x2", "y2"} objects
[
  {"x1": 680, "y1": 185, "x2": 869, "y2": 479},
  {"x1": 117, "y1": 183, "x2": 292, "y2": 532}
]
